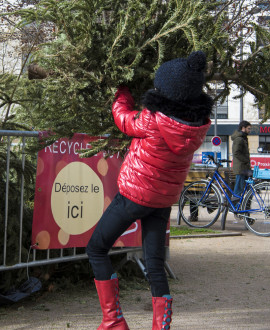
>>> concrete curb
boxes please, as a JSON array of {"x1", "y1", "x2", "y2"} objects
[{"x1": 170, "y1": 231, "x2": 242, "y2": 239}]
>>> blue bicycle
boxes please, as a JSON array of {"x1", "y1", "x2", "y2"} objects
[{"x1": 179, "y1": 155, "x2": 270, "y2": 236}]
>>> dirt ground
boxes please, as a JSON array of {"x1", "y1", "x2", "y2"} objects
[{"x1": 1, "y1": 207, "x2": 270, "y2": 329}]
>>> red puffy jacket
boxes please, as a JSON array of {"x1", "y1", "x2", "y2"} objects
[{"x1": 112, "y1": 87, "x2": 211, "y2": 208}]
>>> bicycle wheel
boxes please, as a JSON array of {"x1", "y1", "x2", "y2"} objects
[
  {"x1": 241, "y1": 181, "x2": 270, "y2": 237},
  {"x1": 179, "y1": 180, "x2": 222, "y2": 228}
]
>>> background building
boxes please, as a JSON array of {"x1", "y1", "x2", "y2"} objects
[{"x1": 196, "y1": 0, "x2": 270, "y2": 164}]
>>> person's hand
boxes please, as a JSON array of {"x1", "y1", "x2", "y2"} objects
[
  {"x1": 117, "y1": 85, "x2": 129, "y2": 91},
  {"x1": 241, "y1": 169, "x2": 253, "y2": 178}
]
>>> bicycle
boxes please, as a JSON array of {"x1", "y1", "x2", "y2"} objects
[{"x1": 178, "y1": 155, "x2": 270, "y2": 237}]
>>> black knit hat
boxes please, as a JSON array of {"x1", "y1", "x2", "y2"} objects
[{"x1": 154, "y1": 51, "x2": 207, "y2": 102}]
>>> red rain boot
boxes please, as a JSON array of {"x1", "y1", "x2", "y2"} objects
[
  {"x1": 152, "y1": 295, "x2": 173, "y2": 330},
  {"x1": 95, "y1": 276, "x2": 129, "y2": 330}
]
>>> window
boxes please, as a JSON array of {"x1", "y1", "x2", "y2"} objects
[
  {"x1": 210, "y1": 89, "x2": 228, "y2": 119},
  {"x1": 259, "y1": 105, "x2": 267, "y2": 120},
  {"x1": 257, "y1": 1, "x2": 270, "y2": 11},
  {"x1": 259, "y1": 136, "x2": 270, "y2": 153}
]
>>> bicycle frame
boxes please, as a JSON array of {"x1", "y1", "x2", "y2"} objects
[{"x1": 201, "y1": 170, "x2": 264, "y2": 214}]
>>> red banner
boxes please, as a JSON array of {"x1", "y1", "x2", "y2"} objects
[
  {"x1": 250, "y1": 154, "x2": 270, "y2": 169},
  {"x1": 32, "y1": 134, "x2": 144, "y2": 249}
]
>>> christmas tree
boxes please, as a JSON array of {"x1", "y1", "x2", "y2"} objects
[{"x1": 1, "y1": 0, "x2": 270, "y2": 155}]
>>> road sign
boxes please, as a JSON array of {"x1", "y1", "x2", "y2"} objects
[
  {"x1": 211, "y1": 136, "x2": 222, "y2": 146},
  {"x1": 202, "y1": 152, "x2": 221, "y2": 164}
]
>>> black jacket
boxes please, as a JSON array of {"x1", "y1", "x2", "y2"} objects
[{"x1": 232, "y1": 130, "x2": 251, "y2": 175}]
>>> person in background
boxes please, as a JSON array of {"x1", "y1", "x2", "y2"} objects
[
  {"x1": 86, "y1": 51, "x2": 213, "y2": 330},
  {"x1": 232, "y1": 120, "x2": 252, "y2": 196}
]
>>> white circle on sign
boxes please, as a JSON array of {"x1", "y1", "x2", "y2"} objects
[
  {"x1": 51, "y1": 162, "x2": 104, "y2": 235},
  {"x1": 250, "y1": 159, "x2": 257, "y2": 167}
]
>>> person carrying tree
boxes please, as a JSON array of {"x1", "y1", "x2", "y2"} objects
[{"x1": 86, "y1": 51, "x2": 213, "y2": 330}]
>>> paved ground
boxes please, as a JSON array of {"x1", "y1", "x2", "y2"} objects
[{"x1": 1, "y1": 206, "x2": 270, "y2": 329}]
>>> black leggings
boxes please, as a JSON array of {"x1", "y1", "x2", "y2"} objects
[{"x1": 86, "y1": 193, "x2": 171, "y2": 297}]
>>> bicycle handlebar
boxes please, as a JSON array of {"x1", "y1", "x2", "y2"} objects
[{"x1": 207, "y1": 155, "x2": 232, "y2": 166}]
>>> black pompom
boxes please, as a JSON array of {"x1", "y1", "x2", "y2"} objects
[{"x1": 187, "y1": 51, "x2": 206, "y2": 71}]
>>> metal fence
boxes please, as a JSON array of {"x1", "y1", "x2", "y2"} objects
[{"x1": 0, "y1": 130, "x2": 175, "y2": 278}]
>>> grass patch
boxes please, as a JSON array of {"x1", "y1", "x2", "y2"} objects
[{"x1": 170, "y1": 226, "x2": 220, "y2": 236}]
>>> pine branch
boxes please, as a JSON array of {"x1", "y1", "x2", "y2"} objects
[
  {"x1": 106, "y1": 11, "x2": 130, "y2": 62},
  {"x1": 2, "y1": 0, "x2": 270, "y2": 154}
]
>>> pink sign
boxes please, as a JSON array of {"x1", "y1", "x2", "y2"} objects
[
  {"x1": 250, "y1": 154, "x2": 270, "y2": 169},
  {"x1": 32, "y1": 134, "x2": 144, "y2": 249}
]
